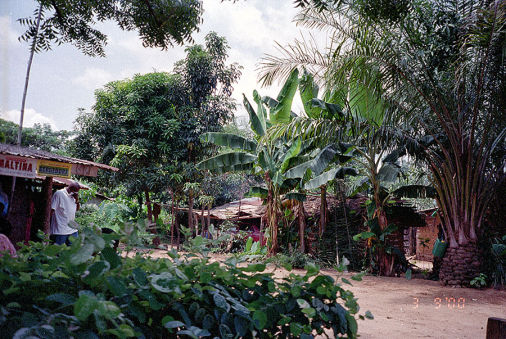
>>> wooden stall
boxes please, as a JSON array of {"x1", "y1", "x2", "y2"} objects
[{"x1": 0, "y1": 143, "x2": 118, "y2": 246}]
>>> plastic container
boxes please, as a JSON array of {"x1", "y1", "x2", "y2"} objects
[{"x1": 432, "y1": 238, "x2": 448, "y2": 258}]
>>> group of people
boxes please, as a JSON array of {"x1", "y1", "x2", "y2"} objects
[{"x1": 0, "y1": 180, "x2": 81, "y2": 257}]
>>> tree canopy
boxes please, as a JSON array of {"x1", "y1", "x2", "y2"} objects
[
  {"x1": 18, "y1": 0, "x2": 204, "y2": 56},
  {"x1": 0, "y1": 118, "x2": 72, "y2": 154},
  {"x1": 72, "y1": 32, "x2": 241, "y2": 198}
]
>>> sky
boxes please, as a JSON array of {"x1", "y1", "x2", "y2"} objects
[{"x1": 0, "y1": 0, "x2": 318, "y2": 131}]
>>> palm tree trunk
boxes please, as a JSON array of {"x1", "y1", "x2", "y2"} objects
[{"x1": 298, "y1": 200, "x2": 306, "y2": 253}]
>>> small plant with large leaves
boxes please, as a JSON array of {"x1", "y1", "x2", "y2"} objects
[{"x1": 0, "y1": 228, "x2": 370, "y2": 338}]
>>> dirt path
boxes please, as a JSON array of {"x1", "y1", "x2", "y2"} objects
[{"x1": 142, "y1": 249, "x2": 506, "y2": 338}]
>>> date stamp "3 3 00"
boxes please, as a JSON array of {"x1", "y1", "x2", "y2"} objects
[{"x1": 412, "y1": 297, "x2": 466, "y2": 309}]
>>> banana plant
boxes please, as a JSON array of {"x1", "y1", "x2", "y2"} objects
[{"x1": 198, "y1": 69, "x2": 304, "y2": 254}]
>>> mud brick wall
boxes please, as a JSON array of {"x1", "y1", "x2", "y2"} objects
[{"x1": 416, "y1": 215, "x2": 439, "y2": 261}]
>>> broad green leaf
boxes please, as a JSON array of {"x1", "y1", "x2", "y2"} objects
[
  {"x1": 377, "y1": 162, "x2": 401, "y2": 182},
  {"x1": 197, "y1": 152, "x2": 256, "y2": 172},
  {"x1": 353, "y1": 231, "x2": 376, "y2": 242},
  {"x1": 253, "y1": 310, "x2": 267, "y2": 330},
  {"x1": 365, "y1": 310, "x2": 374, "y2": 319},
  {"x1": 270, "y1": 68, "x2": 299, "y2": 124},
  {"x1": 291, "y1": 285, "x2": 301, "y2": 297},
  {"x1": 200, "y1": 132, "x2": 257, "y2": 152},
  {"x1": 280, "y1": 138, "x2": 302, "y2": 173},
  {"x1": 242, "y1": 263, "x2": 266, "y2": 272},
  {"x1": 234, "y1": 316, "x2": 249, "y2": 337},
  {"x1": 243, "y1": 94, "x2": 266, "y2": 137},
  {"x1": 296, "y1": 299, "x2": 310, "y2": 309},
  {"x1": 150, "y1": 272, "x2": 174, "y2": 293},
  {"x1": 164, "y1": 321, "x2": 185, "y2": 329},
  {"x1": 46, "y1": 293, "x2": 76, "y2": 307},
  {"x1": 70, "y1": 244, "x2": 94, "y2": 265},
  {"x1": 299, "y1": 70, "x2": 321, "y2": 118},
  {"x1": 101, "y1": 246, "x2": 121, "y2": 269},
  {"x1": 213, "y1": 293, "x2": 230, "y2": 312},
  {"x1": 106, "y1": 276, "x2": 127, "y2": 296},
  {"x1": 132, "y1": 267, "x2": 148, "y2": 286},
  {"x1": 345, "y1": 313, "x2": 358, "y2": 337},
  {"x1": 302, "y1": 307, "x2": 316, "y2": 318},
  {"x1": 285, "y1": 145, "x2": 337, "y2": 179},
  {"x1": 74, "y1": 294, "x2": 98, "y2": 321},
  {"x1": 304, "y1": 263, "x2": 319, "y2": 277},
  {"x1": 253, "y1": 90, "x2": 268, "y2": 133},
  {"x1": 83, "y1": 261, "x2": 110, "y2": 284}
]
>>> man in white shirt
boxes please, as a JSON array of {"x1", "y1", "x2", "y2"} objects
[{"x1": 50, "y1": 181, "x2": 81, "y2": 245}]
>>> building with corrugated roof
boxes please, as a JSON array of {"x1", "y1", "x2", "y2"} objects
[{"x1": 0, "y1": 143, "x2": 118, "y2": 246}]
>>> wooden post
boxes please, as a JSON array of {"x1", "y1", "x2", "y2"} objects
[
  {"x1": 486, "y1": 317, "x2": 506, "y2": 339},
  {"x1": 42, "y1": 177, "x2": 53, "y2": 235},
  {"x1": 24, "y1": 200, "x2": 34, "y2": 244}
]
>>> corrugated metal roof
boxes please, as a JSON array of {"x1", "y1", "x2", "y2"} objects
[{"x1": 0, "y1": 143, "x2": 118, "y2": 172}]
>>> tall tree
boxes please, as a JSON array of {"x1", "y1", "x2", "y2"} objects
[
  {"x1": 0, "y1": 119, "x2": 72, "y2": 154},
  {"x1": 18, "y1": 0, "x2": 203, "y2": 57},
  {"x1": 72, "y1": 32, "x2": 240, "y2": 222},
  {"x1": 259, "y1": 0, "x2": 505, "y2": 285}
]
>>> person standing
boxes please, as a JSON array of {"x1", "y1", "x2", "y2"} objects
[{"x1": 50, "y1": 181, "x2": 81, "y2": 245}]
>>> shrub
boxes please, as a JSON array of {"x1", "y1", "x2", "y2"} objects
[{"x1": 0, "y1": 229, "x2": 369, "y2": 338}]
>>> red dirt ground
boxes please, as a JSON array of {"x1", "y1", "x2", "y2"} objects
[{"x1": 140, "y1": 248, "x2": 506, "y2": 338}]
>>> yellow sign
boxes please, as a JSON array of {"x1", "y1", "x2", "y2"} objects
[{"x1": 37, "y1": 160, "x2": 72, "y2": 178}]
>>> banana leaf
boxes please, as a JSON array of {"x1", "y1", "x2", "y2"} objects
[
  {"x1": 284, "y1": 192, "x2": 307, "y2": 202},
  {"x1": 383, "y1": 148, "x2": 407, "y2": 163},
  {"x1": 299, "y1": 70, "x2": 321, "y2": 118},
  {"x1": 243, "y1": 94, "x2": 266, "y2": 137},
  {"x1": 200, "y1": 132, "x2": 257, "y2": 152},
  {"x1": 304, "y1": 166, "x2": 357, "y2": 190},
  {"x1": 253, "y1": 90, "x2": 269, "y2": 132},
  {"x1": 311, "y1": 98, "x2": 344, "y2": 119},
  {"x1": 376, "y1": 163, "x2": 401, "y2": 182},
  {"x1": 197, "y1": 152, "x2": 256, "y2": 171},
  {"x1": 248, "y1": 186, "x2": 268, "y2": 198},
  {"x1": 270, "y1": 68, "x2": 299, "y2": 124},
  {"x1": 280, "y1": 138, "x2": 302, "y2": 173},
  {"x1": 284, "y1": 144, "x2": 337, "y2": 179}
]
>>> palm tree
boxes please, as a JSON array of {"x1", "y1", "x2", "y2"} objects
[{"x1": 259, "y1": 0, "x2": 505, "y2": 285}]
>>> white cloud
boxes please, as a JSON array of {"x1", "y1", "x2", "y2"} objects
[
  {"x1": 1, "y1": 108, "x2": 58, "y2": 130},
  {"x1": 72, "y1": 67, "x2": 116, "y2": 90},
  {"x1": 0, "y1": 15, "x2": 20, "y2": 45}
]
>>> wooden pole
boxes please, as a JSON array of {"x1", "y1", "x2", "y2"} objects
[{"x1": 42, "y1": 177, "x2": 53, "y2": 235}]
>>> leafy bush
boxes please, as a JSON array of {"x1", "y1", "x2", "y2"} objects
[
  {"x1": 0, "y1": 229, "x2": 369, "y2": 338},
  {"x1": 470, "y1": 273, "x2": 488, "y2": 288},
  {"x1": 266, "y1": 249, "x2": 317, "y2": 270}
]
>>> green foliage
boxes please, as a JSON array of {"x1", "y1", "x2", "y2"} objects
[
  {"x1": 72, "y1": 32, "x2": 240, "y2": 199},
  {"x1": 267, "y1": 249, "x2": 316, "y2": 269},
  {"x1": 18, "y1": 0, "x2": 203, "y2": 57},
  {"x1": 0, "y1": 230, "x2": 367, "y2": 338},
  {"x1": 490, "y1": 236, "x2": 506, "y2": 288},
  {"x1": 0, "y1": 119, "x2": 72, "y2": 154},
  {"x1": 470, "y1": 273, "x2": 488, "y2": 288}
]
